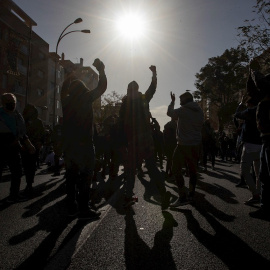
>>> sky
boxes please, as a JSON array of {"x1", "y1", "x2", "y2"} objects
[{"x1": 13, "y1": 0, "x2": 256, "y2": 129}]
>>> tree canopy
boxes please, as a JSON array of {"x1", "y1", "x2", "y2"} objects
[
  {"x1": 94, "y1": 90, "x2": 124, "y2": 123},
  {"x1": 194, "y1": 47, "x2": 249, "y2": 127},
  {"x1": 237, "y1": 0, "x2": 270, "y2": 63}
]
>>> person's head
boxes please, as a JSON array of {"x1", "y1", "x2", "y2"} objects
[
  {"x1": 1, "y1": 93, "x2": 16, "y2": 112},
  {"x1": 68, "y1": 79, "x2": 88, "y2": 98},
  {"x1": 23, "y1": 104, "x2": 38, "y2": 120},
  {"x1": 127, "y1": 81, "x2": 139, "y2": 99},
  {"x1": 179, "y1": 91, "x2": 193, "y2": 106}
]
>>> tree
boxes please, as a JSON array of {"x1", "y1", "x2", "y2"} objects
[
  {"x1": 237, "y1": 0, "x2": 270, "y2": 63},
  {"x1": 93, "y1": 90, "x2": 124, "y2": 124},
  {"x1": 194, "y1": 47, "x2": 249, "y2": 127}
]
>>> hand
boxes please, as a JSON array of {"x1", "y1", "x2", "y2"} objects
[
  {"x1": 170, "y1": 91, "x2": 175, "y2": 103},
  {"x1": 149, "y1": 65, "x2": 156, "y2": 74},
  {"x1": 93, "y1": 58, "x2": 105, "y2": 72}
]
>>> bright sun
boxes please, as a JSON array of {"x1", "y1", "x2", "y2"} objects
[{"x1": 116, "y1": 13, "x2": 146, "y2": 40}]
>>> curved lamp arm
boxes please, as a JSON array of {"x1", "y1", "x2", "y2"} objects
[
  {"x1": 56, "y1": 18, "x2": 84, "y2": 54},
  {"x1": 57, "y1": 29, "x2": 91, "y2": 49}
]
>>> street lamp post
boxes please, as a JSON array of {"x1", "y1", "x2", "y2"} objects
[{"x1": 53, "y1": 18, "x2": 90, "y2": 127}]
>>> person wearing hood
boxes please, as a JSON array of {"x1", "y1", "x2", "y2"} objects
[
  {"x1": 61, "y1": 58, "x2": 107, "y2": 220},
  {"x1": 167, "y1": 91, "x2": 204, "y2": 206}
]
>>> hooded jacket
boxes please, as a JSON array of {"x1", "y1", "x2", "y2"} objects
[{"x1": 167, "y1": 101, "x2": 204, "y2": 145}]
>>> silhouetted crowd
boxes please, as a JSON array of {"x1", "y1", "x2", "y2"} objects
[{"x1": 1, "y1": 58, "x2": 269, "y2": 220}]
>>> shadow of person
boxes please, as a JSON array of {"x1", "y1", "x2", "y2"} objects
[
  {"x1": 181, "y1": 208, "x2": 270, "y2": 268},
  {"x1": 143, "y1": 159, "x2": 171, "y2": 209},
  {"x1": 22, "y1": 179, "x2": 66, "y2": 218},
  {"x1": 137, "y1": 174, "x2": 162, "y2": 207},
  {"x1": 196, "y1": 180, "x2": 239, "y2": 205},
  {"x1": 147, "y1": 211, "x2": 178, "y2": 269},
  {"x1": 124, "y1": 209, "x2": 178, "y2": 270},
  {"x1": 11, "y1": 198, "x2": 87, "y2": 270}
]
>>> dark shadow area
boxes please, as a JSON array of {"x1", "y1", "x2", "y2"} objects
[
  {"x1": 0, "y1": 173, "x2": 12, "y2": 183},
  {"x1": 0, "y1": 177, "x2": 63, "y2": 213},
  {"x1": 21, "y1": 178, "x2": 66, "y2": 218},
  {"x1": 14, "y1": 214, "x2": 86, "y2": 270},
  {"x1": 201, "y1": 168, "x2": 240, "y2": 184},
  {"x1": 170, "y1": 207, "x2": 270, "y2": 269},
  {"x1": 124, "y1": 209, "x2": 178, "y2": 270},
  {"x1": 90, "y1": 171, "x2": 125, "y2": 209},
  {"x1": 196, "y1": 180, "x2": 239, "y2": 205},
  {"x1": 137, "y1": 174, "x2": 162, "y2": 207}
]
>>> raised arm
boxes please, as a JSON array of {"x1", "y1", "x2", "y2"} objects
[
  {"x1": 89, "y1": 58, "x2": 107, "y2": 101},
  {"x1": 167, "y1": 91, "x2": 178, "y2": 119},
  {"x1": 144, "y1": 65, "x2": 157, "y2": 103}
]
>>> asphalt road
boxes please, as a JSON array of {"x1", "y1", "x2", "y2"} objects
[{"x1": 1, "y1": 160, "x2": 270, "y2": 270}]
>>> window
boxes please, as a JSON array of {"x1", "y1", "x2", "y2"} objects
[
  {"x1": 20, "y1": 44, "x2": 28, "y2": 55},
  {"x1": 38, "y1": 70, "x2": 44, "y2": 78},
  {"x1": 57, "y1": 100, "x2": 60, "y2": 109},
  {"x1": 57, "y1": 85, "x2": 60, "y2": 94},
  {"x1": 37, "y1": 88, "x2": 44, "y2": 96}
]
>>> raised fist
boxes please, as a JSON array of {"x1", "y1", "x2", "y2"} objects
[
  {"x1": 149, "y1": 65, "x2": 156, "y2": 73},
  {"x1": 93, "y1": 58, "x2": 105, "y2": 72}
]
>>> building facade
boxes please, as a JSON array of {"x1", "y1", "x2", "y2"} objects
[{"x1": 0, "y1": 0, "x2": 99, "y2": 127}]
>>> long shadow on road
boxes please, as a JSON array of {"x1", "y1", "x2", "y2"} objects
[
  {"x1": 124, "y1": 209, "x2": 178, "y2": 270},
  {"x1": 170, "y1": 202, "x2": 270, "y2": 269}
]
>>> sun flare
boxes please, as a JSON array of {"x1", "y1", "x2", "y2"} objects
[{"x1": 116, "y1": 13, "x2": 146, "y2": 40}]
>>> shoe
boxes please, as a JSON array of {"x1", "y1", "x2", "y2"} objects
[
  {"x1": 123, "y1": 196, "x2": 138, "y2": 208},
  {"x1": 249, "y1": 207, "x2": 270, "y2": 221},
  {"x1": 244, "y1": 195, "x2": 260, "y2": 205},
  {"x1": 202, "y1": 167, "x2": 207, "y2": 172},
  {"x1": 170, "y1": 196, "x2": 190, "y2": 207},
  {"x1": 68, "y1": 203, "x2": 79, "y2": 217},
  {"x1": 23, "y1": 186, "x2": 33, "y2": 198},
  {"x1": 78, "y1": 208, "x2": 101, "y2": 220},
  {"x1": 235, "y1": 181, "x2": 246, "y2": 187}
]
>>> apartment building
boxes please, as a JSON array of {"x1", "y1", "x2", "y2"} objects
[
  {"x1": 0, "y1": 0, "x2": 99, "y2": 127},
  {"x1": 0, "y1": 0, "x2": 48, "y2": 123}
]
